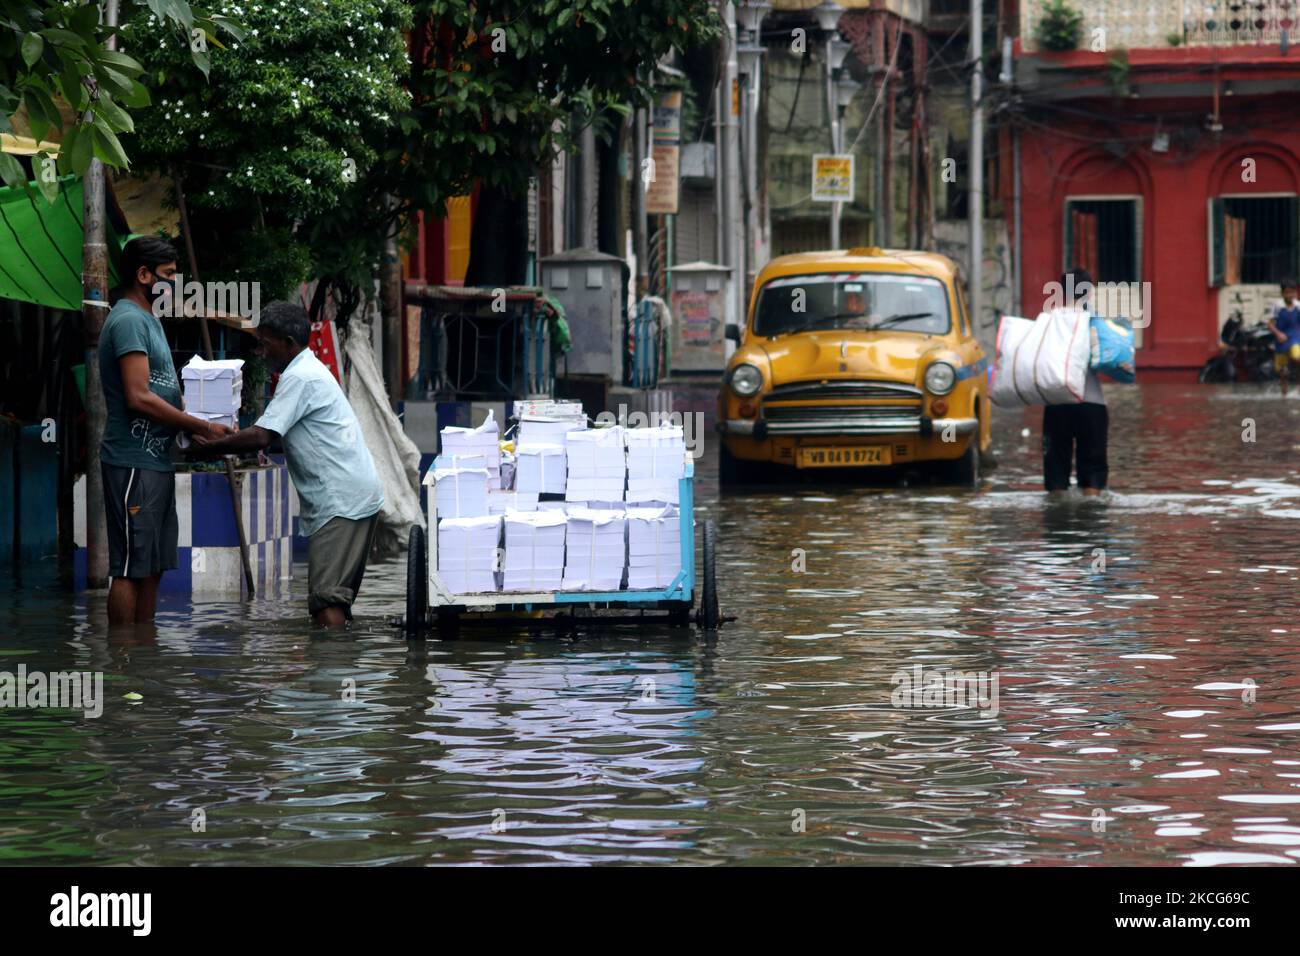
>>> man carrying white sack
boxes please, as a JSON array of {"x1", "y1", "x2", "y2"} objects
[
  {"x1": 192, "y1": 302, "x2": 385, "y2": 627},
  {"x1": 1043, "y1": 268, "x2": 1108, "y2": 496}
]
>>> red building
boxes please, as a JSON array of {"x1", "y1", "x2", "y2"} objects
[{"x1": 1006, "y1": 2, "x2": 1300, "y2": 373}]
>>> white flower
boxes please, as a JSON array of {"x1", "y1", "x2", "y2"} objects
[{"x1": 304, "y1": 178, "x2": 312, "y2": 185}]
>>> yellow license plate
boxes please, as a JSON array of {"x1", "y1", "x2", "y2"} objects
[{"x1": 797, "y1": 446, "x2": 892, "y2": 468}]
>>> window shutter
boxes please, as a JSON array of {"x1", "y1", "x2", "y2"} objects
[{"x1": 1209, "y1": 197, "x2": 1225, "y2": 287}]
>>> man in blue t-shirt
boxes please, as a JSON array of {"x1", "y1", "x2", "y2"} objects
[
  {"x1": 99, "y1": 237, "x2": 236, "y2": 625},
  {"x1": 1268, "y1": 279, "x2": 1300, "y2": 394}
]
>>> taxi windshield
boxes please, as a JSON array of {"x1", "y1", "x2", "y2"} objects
[{"x1": 753, "y1": 273, "x2": 952, "y2": 337}]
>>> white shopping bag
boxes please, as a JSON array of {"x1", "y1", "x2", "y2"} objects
[{"x1": 990, "y1": 308, "x2": 1091, "y2": 407}]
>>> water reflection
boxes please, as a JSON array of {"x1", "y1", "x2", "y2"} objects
[{"x1": 1, "y1": 384, "x2": 1299, "y2": 864}]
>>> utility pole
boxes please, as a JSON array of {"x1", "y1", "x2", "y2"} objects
[
  {"x1": 969, "y1": 0, "x2": 984, "y2": 332},
  {"x1": 720, "y1": 2, "x2": 744, "y2": 331},
  {"x1": 82, "y1": 0, "x2": 118, "y2": 589}
]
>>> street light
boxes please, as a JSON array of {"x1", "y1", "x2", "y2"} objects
[
  {"x1": 813, "y1": 1, "x2": 845, "y2": 33},
  {"x1": 736, "y1": 0, "x2": 772, "y2": 38}
]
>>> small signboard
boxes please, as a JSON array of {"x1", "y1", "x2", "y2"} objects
[
  {"x1": 646, "y1": 90, "x2": 682, "y2": 215},
  {"x1": 812, "y1": 153, "x2": 855, "y2": 203}
]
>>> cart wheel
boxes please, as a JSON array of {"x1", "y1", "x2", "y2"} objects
[
  {"x1": 698, "y1": 519, "x2": 720, "y2": 629},
  {"x1": 405, "y1": 524, "x2": 427, "y2": 639}
]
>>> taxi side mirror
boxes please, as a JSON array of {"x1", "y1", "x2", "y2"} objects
[{"x1": 725, "y1": 325, "x2": 742, "y2": 343}]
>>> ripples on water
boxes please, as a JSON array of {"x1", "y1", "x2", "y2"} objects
[{"x1": 2, "y1": 383, "x2": 1299, "y2": 865}]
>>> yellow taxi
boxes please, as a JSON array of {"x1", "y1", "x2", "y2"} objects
[{"x1": 717, "y1": 247, "x2": 992, "y2": 485}]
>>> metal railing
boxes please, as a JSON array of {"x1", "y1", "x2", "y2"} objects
[{"x1": 1021, "y1": 1, "x2": 1294, "y2": 52}]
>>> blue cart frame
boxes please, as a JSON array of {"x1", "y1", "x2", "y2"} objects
[{"x1": 405, "y1": 460, "x2": 717, "y2": 636}]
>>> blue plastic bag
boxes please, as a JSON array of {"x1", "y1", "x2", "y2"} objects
[{"x1": 1090, "y1": 315, "x2": 1136, "y2": 383}]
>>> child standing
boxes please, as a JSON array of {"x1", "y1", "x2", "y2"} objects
[{"x1": 1268, "y1": 279, "x2": 1300, "y2": 394}]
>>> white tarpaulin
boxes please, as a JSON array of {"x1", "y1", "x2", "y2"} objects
[
  {"x1": 342, "y1": 325, "x2": 423, "y2": 554},
  {"x1": 991, "y1": 308, "x2": 1092, "y2": 407}
]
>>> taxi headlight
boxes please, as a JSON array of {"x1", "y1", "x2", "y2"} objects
[
  {"x1": 729, "y1": 363, "x2": 763, "y2": 396},
  {"x1": 924, "y1": 361, "x2": 957, "y2": 396}
]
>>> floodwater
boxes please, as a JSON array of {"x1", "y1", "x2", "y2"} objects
[{"x1": 3, "y1": 381, "x2": 1300, "y2": 866}]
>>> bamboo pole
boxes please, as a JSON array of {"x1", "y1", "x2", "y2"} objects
[{"x1": 173, "y1": 167, "x2": 256, "y2": 598}]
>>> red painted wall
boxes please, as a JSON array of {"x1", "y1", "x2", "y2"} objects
[{"x1": 1003, "y1": 92, "x2": 1300, "y2": 370}]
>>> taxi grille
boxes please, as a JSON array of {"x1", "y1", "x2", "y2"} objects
[
  {"x1": 766, "y1": 380, "x2": 922, "y2": 402},
  {"x1": 762, "y1": 403, "x2": 922, "y2": 424}
]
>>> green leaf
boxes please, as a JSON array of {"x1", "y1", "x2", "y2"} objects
[
  {"x1": 38, "y1": 28, "x2": 87, "y2": 48},
  {"x1": 91, "y1": 126, "x2": 130, "y2": 169},
  {"x1": 120, "y1": 80, "x2": 151, "y2": 109},
  {"x1": 0, "y1": 152, "x2": 27, "y2": 191},
  {"x1": 97, "y1": 51, "x2": 145, "y2": 77},
  {"x1": 20, "y1": 32, "x2": 43, "y2": 68},
  {"x1": 64, "y1": 123, "x2": 94, "y2": 175},
  {"x1": 191, "y1": 49, "x2": 210, "y2": 79},
  {"x1": 95, "y1": 66, "x2": 134, "y2": 98},
  {"x1": 35, "y1": 151, "x2": 59, "y2": 205},
  {"x1": 92, "y1": 94, "x2": 134, "y2": 133},
  {"x1": 22, "y1": 89, "x2": 50, "y2": 145}
]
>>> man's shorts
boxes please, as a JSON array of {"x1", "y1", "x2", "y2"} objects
[
  {"x1": 307, "y1": 513, "x2": 380, "y2": 617},
  {"x1": 102, "y1": 462, "x2": 179, "y2": 579}
]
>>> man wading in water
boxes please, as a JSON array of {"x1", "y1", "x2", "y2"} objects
[
  {"x1": 193, "y1": 302, "x2": 384, "y2": 628},
  {"x1": 1042, "y1": 268, "x2": 1108, "y2": 497},
  {"x1": 99, "y1": 236, "x2": 236, "y2": 624}
]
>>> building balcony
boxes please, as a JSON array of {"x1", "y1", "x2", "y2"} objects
[{"x1": 1020, "y1": 0, "x2": 1297, "y2": 53}]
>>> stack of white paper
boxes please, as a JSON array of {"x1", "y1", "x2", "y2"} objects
[
  {"x1": 515, "y1": 443, "x2": 566, "y2": 495},
  {"x1": 563, "y1": 508, "x2": 627, "y2": 591},
  {"x1": 502, "y1": 511, "x2": 567, "y2": 591},
  {"x1": 517, "y1": 412, "x2": 585, "y2": 447},
  {"x1": 626, "y1": 506, "x2": 682, "y2": 590},
  {"x1": 429, "y1": 466, "x2": 490, "y2": 518},
  {"x1": 565, "y1": 427, "x2": 625, "y2": 502},
  {"x1": 625, "y1": 425, "x2": 686, "y2": 504},
  {"x1": 441, "y1": 411, "x2": 502, "y2": 489},
  {"x1": 182, "y1": 356, "x2": 244, "y2": 416},
  {"x1": 437, "y1": 515, "x2": 501, "y2": 594},
  {"x1": 488, "y1": 490, "x2": 538, "y2": 514},
  {"x1": 536, "y1": 501, "x2": 571, "y2": 512}
]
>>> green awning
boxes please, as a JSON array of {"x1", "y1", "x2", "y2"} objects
[{"x1": 0, "y1": 175, "x2": 127, "y2": 311}]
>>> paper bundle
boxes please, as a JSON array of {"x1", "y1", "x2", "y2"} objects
[
  {"x1": 517, "y1": 413, "x2": 585, "y2": 447},
  {"x1": 626, "y1": 506, "x2": 682, "y2": 590},
  {"x1": 182, "y1": 356, "x2": 244, "y2": 415},
  {"x1": 625, "y1": 425, "x2": 685, "y2": 504},
  {"x1": 515, "y1": 443, "x2": 566, "y2": 495},
  {"x1": 565, "y1": 426, "x2": 626, "y2": 502},
  {"x1": 488, "y1": 489, "x2": 539, "y2": 514},
  {"x1": 441, "y1": 411, "x2": 502, "y2": 489},
  {"x1": 428, "y1": 465, "x2": 490, "y2": 518},
  {"x1": 437, "y1": 515, "x2": 501, "y2": 594},
  {"x1": 502, "y1": 510, "x2": 567, "y2": 591},
  {"x1": 563, "y1": 508, "x2": 627, "y2": 591}
]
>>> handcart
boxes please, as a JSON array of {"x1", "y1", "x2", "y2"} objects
[{"x1": 401, "y1": 458, "x2": 720, "y2": 639}]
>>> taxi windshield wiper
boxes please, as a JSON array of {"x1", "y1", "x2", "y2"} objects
[
  {"x1": 777, "y1": 313, "x2": 854, "y2": 336},
  {"x1": 869, "y1": 311, "x2": 934, "y2": 328}
]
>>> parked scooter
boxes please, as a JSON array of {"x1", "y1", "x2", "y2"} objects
[{"x1": 1198, "y1": 311, "x2": 1277, "y2": 383}]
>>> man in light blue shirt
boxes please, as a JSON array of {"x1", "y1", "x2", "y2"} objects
[{"x1": 194, "y1": 302, "x2": 384, "y2": 627}]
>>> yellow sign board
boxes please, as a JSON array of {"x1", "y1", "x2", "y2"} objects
[{"x1": 812, "y1": 153, "x2": 855, "y2": 203}]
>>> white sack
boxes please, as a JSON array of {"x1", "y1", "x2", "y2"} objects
[
  {"x1": 990, "y1": 307, "x2": 1091, "y2": 408},
  {"x1": 342, "y1": 325, "x2": 424, "y2": 554}
]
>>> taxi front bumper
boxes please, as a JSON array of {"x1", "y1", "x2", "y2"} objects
[{"x1": 719, "y1": 416, "x2": 978, "y2": 439}]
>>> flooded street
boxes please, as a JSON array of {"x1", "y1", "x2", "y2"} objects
[{"x1": 4, "y1": 382, "x2": 1300, "y2": 866}]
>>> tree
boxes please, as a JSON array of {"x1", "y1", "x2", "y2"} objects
[
  {"x1": 119, "y1": 0, "x2": 412, "y2": 302},
  {"x1": 0, "y1": 0, "x2": 241, "y2": 197},
  {"x1": 397, "y1": 0, "x2": 719, "y2": 283}
]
